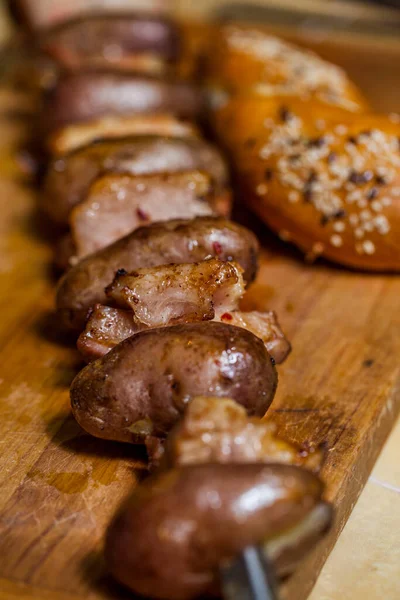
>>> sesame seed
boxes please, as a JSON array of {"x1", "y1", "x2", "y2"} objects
[
  {"x1": 289, "y1": 191, "x2": 300, "y2": 203},
  {"x1": 264, "y1": 118, "x2": 274, "y2": 128},
  {"x1": 333, "y1": 221, "x2": 345, "y2": 232},
  {"x1": 256, "y1": 183, "x2": 268, "y2": 196},
  {"x1": 312, "y1": 242, "x2": 325, "y2": 254},
  {"x1": 259, "y1": 147, "x2": 271, "y2": 160},
  {"x1": 335, "y1": 124, "x2": 348, "y2": 135},
  {"x1": 371, "y1": 201, "x2": 382, "y2": 212},
  {"x1": 360, "y1": 209, "x2": 372, "y2": 221},
  {"x1": 381, "y1": 197, "x2": 392, "y2": 207},
  {"x1": 363, "y1": 240, "x2": 376, "y2": 255},
  {"x1": 349, "y1": 214, "x2": 359, "y2": 226},
  {"x1": 375, "y1": 215, "x2": 390, "y2": 234},
  {"x1": 330, "y1": 234, "x2": 343, "y2": 247},
  {"x1": 355, "y1": 228, "x2": 365, "y2": 239}
]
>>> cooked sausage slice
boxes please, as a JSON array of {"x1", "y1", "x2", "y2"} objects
[
  {"x1": 42, "y1": 136, "x2": 228, "y2": 224},
  {"x1": 8, "y1": 1, "x2": 170, "y2": 30},
  {"x1": 77, "y1": 305, "x2": 144, "y2": 364},
  {"x1": 56, "y1": 217, "x2": 259, "y2": 331},
  {"x1": 47, "y1": 114, "x2": 200, "y2": 156},
  {"x1": 219, "y1": 310, "x2": 291, "y2": 364},
  {"x1": 41, "y1": 73, "x2": 204, "y2": 134},
  {"x1": 106, "y1": 259, "x2": 244, "y2": 327},
  {"x1": 77, "y1": 306, "x2": 290, "y2": 365},
  {"x1": 163, "y1": 396, "x2": 322, "y2": 471},
  {"x1": 40, "y1": 14, "x2": 180, "y2": 72},
  {"x1": 67, "y1": 171, "x2": 230, "y2": 262},
  {"x1": 77, "y1": 308, "x2": 290, "y2": 364},
  {"x1": 105, "y1": 463, "x2": 332, "y2": 599},
  {"x1": 70, "y1": 322, "x2": 277, "y2": 445}
]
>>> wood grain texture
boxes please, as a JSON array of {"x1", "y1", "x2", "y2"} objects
[{"x1": 0, "y1": 31, "x2": 400, "y2": 600}]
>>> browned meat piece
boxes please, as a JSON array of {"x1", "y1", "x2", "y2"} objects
[
  {"x1": 40, "y1": 72, "x2": 204, "y2": 134},
  {"x1": 163, "y1": 396, "x2": 322, "y2": 471},
  {"x1": 105, "y1": 463, "x2": 332, "y2": 598},
  {"x1": 9, "y1": 1, "x2": 170, "y2": 30},
  {"x1": 76, "y1": 305, "x2": 141, "y2": 364},
  {"x1": 220, "y1": 310, "x2": 291, "y2": 364},
  {"x1": 47, "y1": 114, "x2": 200, "y2": 156},
  {"x1": 40, "y1": 14, "x2": 180, "y2": 73},
  {"x1": 57, "y1": 217, "x2": 259, "y2": 331},
  {"x1": 67, "y1": 171, "x2": 231, "y2": 262},
  {"x1": 77, "y1": 307, "x2": 290, "y2": 365},
  {"x1": 42, "y1": 136, "x2": 228, "y2": 224},
  {"x1": 106, "y1": 259, "x2": 244, "y2": 327},
  {"x1": 71, "y1": 322, "x2": 278, "y2": 444}
]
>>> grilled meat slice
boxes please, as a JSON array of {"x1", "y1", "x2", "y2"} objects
[
  {"x1": 57, "y1": 217, "x2": 259, "y2": 331},
  {"x1": 48, "y1": 114, "x2": 199, "y2": 156},
  {"x1": 42, "y1": 135, "x2": 228, "y2": 224},
  {"x1": 163, "y1": 396, "x2": 322, "y2": 471}
]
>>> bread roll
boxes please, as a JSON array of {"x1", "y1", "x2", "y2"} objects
[
  {"x1": 206, "y1": 25, "x2": 368, "y2": 113},
  {"x1": 215, "y1": 95, "x2": 400, "y2": 270}
]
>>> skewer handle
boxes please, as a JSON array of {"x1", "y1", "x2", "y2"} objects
[{"x1": 221, "y1": 546, "x2": 280, "y2": 600}]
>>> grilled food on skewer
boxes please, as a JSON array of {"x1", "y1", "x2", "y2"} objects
[{"x1": 71, "y1": 322, "x2": 278, "y2": 447}]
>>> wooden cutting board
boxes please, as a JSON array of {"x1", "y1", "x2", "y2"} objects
[{"x1": 0, "y1": 27, "x2": 400, "y2": 600}]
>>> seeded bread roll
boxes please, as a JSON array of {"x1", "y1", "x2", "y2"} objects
[
  {"x1": 206, "y1": 25, "x2": 368, "y2": 113},
  {"x1": 214, "y1": 95, "x2": 400, "y2": 270}
]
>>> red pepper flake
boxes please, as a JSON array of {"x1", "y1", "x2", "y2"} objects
[
  {"x1": 213, "y1": 241, "x2": 223, "y2": 255},
  {"x1": 136, "y1": 207, "x2": 149, "y2": 221},
  {"x1": 221, "y1": 313, "x2": 233, "y2": 321}
]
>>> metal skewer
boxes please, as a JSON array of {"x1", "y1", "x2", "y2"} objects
[{"x1": 221, "y1": 546, "x2": 280, "y2": 600}]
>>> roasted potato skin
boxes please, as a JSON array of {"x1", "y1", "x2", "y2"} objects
[
  {"x1": 70, "y1": 322, "x2": 277, "y2": 444},
  {"x1": 56, "y1": 217, "x2": 259, "y2": 331},
  {"x1": 105, "y1": 463, "x2": 325, "y2": 600},
  {"x1": 42, "y1": 135, "x2": 228, "y2": 224}
]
